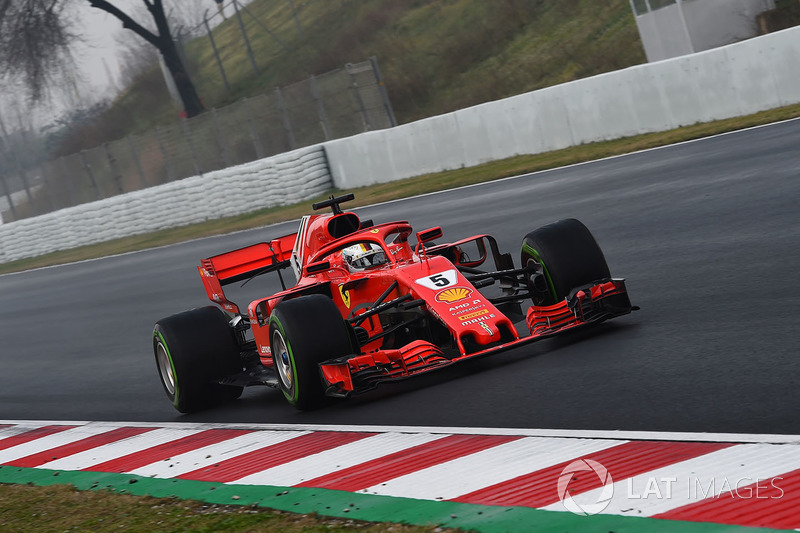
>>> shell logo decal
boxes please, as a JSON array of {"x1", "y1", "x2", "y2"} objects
[{"x1": 435, "y1": 287, "x2": 472, "y2": 303}]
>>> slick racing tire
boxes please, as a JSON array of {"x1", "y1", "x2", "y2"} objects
[
  {"x1": 269, "y1": 295, "x2": 353, "y2": 410},
  {"x1": 521, "y1": 218, "x2": 611, "y2": 305},
  {"x1": 153, "y1": 306, "x2": 244, "y2": 414}
]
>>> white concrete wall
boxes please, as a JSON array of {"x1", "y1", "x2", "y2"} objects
[
  {"x1": 0, "y1": 146, "x2": 331, "y2": 263},
  {"x1": 326, "y1": 26, "x2": 800, "y2": 190}
]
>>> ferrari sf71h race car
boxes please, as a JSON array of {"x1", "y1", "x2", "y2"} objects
[{"x1": 153, "y1": 194, "x2": 636, "y2": 413}]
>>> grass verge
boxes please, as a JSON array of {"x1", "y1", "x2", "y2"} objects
[
  {"x1": 0, "y1": 483, "x2": 451, "y2": 533},
  {"x1": 2, "y1": 103, "x2": 799, "y2": 276}
]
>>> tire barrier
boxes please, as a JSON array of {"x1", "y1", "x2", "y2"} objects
[{"x1": 0, "y1": 145, "x2": 331, "y2": 264}]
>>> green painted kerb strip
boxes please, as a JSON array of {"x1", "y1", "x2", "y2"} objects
[{"x1": 0, "y1": 465, "x2": 781, "y2": 532}]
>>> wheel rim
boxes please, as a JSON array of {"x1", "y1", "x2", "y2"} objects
[
  {"x1": 155, "y1": 341, "x2": 175, "y2": 396},
  {"x1": 272, "y1": 329, "x2": 293, "y2": 389}
]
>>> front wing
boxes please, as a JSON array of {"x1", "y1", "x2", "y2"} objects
[{"x1": 319, "y1": 278, "x2": 636, "y2": 397}]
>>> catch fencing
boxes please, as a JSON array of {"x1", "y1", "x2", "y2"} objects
[{"x1": 0, "y1": 58, "x2": 394, "y2": 224}]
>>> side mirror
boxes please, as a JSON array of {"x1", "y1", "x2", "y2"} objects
[{"x1": 416, "y1": 227, "x2": 443, "y2": 245}]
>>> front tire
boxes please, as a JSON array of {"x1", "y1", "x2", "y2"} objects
[
  {"x1": 521, "y1": 218, "x2": 611, "y2": 305},
  {"x1": 269, "y1": 295, "x2": 352, "y2": 410},
  {"x1": 153, "y1": 306, "x2": 244, "y2": 414}
]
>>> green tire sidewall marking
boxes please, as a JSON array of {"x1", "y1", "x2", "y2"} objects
[
  {"x1": 154, "y1": 329, "x2": 180, "y2": 409},
  {"x1": 269, "y1": 314, "x2": 300, "y2": 405},
  {"x1": 521, "y1": 243, "x2": 558, "y2": 300}
]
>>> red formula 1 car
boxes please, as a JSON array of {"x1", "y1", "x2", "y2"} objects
[{"x1": 153, "y1": 194, "x2": 636, "y2": 413}]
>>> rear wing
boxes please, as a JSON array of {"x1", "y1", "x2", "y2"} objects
[{"x1": 198, "y1": 233, "x2": 296, "y2": 313}]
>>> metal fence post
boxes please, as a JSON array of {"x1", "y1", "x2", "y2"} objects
[
  {"x1": 287, "y1": 0, "x2": 304, "y2": 38},
  {"x1": 347, "y1": 65, "x2": 371, "y2": 131},
  {"x1": 370, "y1": 56, "x2": 397, "y2": 127},
  {"x1": 80, "y1": 150, "x2": 102, "y2": 201},
  {"x1": 275, "y1": 87, "x2": 296, "y2": 150},
  {"x1": 58, "y1": 157, "x2": 77, "y2": 207},
  {"x1": 104, "y1": 142, "x2": 123, "y2": 195},
  {"x1": 233, "y1": 0, "x2": 259, "y2": 75},
  {"x1": 0, "y1": 174, "x2": 17, "y2": 221},
  {"x1": 310, "y1": 75, "x2": 332, "y2": 140},
  {"x1": 38, "y1": 163, "x2": 56, "y2": 212},
  {"x1": 127, "y1": 135, "x2": 147, "y2": 188},
  {"x1": 240, "y1": 2, "x2": 288, "y2": 51},
  {"x1": 242, "y1": 97, "x2": 264, "y2": 159},
  {"x1": 211, "y1": 108, "x2": 231, "y2": 168},
  {"x1": 155, "y1": 126, "x2": 175, "y2": 182},
  {"x1": 181, "y1": 118, "x2": 203, "y2": 176},
  {"x1": 10, "y1": 151, "x2": 35, "y2": 213},
  {"x1": 204, "y1": 9, "x2": 231, "y2": 92}
]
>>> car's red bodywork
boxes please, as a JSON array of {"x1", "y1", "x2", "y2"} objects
[{"x1": 197, "y1": 197, "x2": 634, "y2": 398}]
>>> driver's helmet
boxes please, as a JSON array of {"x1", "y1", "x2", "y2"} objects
[{"x1": 342, "y1": 242, "x2": 387, "y2": 271}]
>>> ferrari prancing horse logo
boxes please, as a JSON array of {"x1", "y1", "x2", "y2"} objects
[{"x1": 338, "y1": 284, "x2": 351, "y2": 308}]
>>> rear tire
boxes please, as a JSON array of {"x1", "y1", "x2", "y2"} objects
[
  {"x1": 521, "y1": 218, "x2": 610, "y2": 305},
  {"x1": 153, "y1": 306, "x2": 244, "y2": 414},
  {"x1": 269, "y1": 295, "x2": 352, "y2": 410}
]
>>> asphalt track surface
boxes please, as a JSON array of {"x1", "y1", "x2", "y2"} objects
[{"x1": 1, "y1": 119, "x2": 798, "y2": 435}]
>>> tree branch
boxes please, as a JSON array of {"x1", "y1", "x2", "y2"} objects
[{"x1": 87, "y1": 0, "x2": 161, "y2": 49}]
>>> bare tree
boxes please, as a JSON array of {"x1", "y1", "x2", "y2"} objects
[
  {"x1": 88, "y1": 0, "x2": 205, "y2": 117},
  {"x1": 0, "y1": 0, "x2": 75, "y2": 101},
  {"x1": 0, "y1": 1, "x2": 204, "y2": 117},
  {"x1": 112, "y1": 1, "x2": 209, "y2": 94}
]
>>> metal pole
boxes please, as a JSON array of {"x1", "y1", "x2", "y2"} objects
[
  {"x1": 310, "y1": 75, "x2": 332, "y2": 140},
  {"x1": 0, "y1": 174, "x2": 17, "y2": 221},
  {"x1": 233, "y1": 0, "x2": 259, "y2": 75},
  {"x1": 104, "y1": 143, "x2": 123, "y2": 195},
  {"x1": 348, "y1": 65, "x2": 371, "y2": 131},
  {"x1": 287, "y1": 0, "x2": 303, "y2": 38},
  {"x1": 3, "y1": 126, "x2": 36, "y2": 212},
  {"x1": 80, "y1": 150, "x2": 102, "y2": 201},
  {"x1": 242, "y1": 98, "x2": 264, "y2": 159},
  {"x1": 181, "y1": 118, "x2": 203, "y2": 177},
  {"x1": 59, "y1": 157, "x2": 77, "y2": 207},
  {"x1": 640, "y1": 0, "x2": 667, "y2": 61},
  {"x1": 369, "y1": 56, "x2": 397, "y2": 127},
  {"x1": 675, "y1": 0, "x2": 695, "y2": 53},
  {"x1": 204, "y1": 9, "x2": 231, "y2": 92},
  {"x1": 127, "y1": 135, "x2": 147, "y2": 188},
  {"x1": 155, "y1": 126, "x2": 175, "y2": 182},
  {"x1": 211, "y1": 108, "x2": 232, "y2": 168},
  {"x1": 12, "y1": 156, "x2": 35, "y2": 213},
  {"x1": 38, "y1": 163, "x2": 56, "y2": 212},
  {"x1": 240, "y1": 2, "x2": 288, "y2": 51},
  {"x1": 275, "y1": 87, "x2": 296, "y2": 150}
]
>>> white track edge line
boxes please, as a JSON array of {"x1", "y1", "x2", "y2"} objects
[{"x1": 1, "y1": 420, "x2": 799, "y2": 444}]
